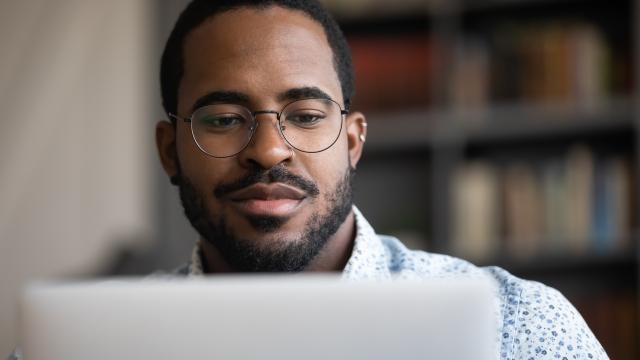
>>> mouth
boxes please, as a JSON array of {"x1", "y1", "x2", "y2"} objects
[{"x1": 227, "y1": 183, "x2": 307, "y2": 218}]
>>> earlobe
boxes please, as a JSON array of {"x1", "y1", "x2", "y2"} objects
[
  {"x1": 156, "y1": 120, "x2": 179, "y2": 181},
  {"x1": 345, "y1": 112, "x2": 367, "y2": 168}
]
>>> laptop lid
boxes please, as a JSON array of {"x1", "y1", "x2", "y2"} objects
[{"x1": 20, "y1": 275, "x2": 498, "y2": 360}]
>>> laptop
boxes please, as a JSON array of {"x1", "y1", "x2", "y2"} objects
[{"x1": 20, "y1": 275, "x2": 498, "y2": 360}]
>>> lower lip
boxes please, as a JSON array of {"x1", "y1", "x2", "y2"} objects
[{"x1": 231, "y1": 198, "x2": 304, "y2": 218}]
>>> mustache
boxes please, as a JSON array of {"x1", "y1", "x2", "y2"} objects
[{"x1": 214, "y1": 164, "x2": 320, "y2": 199}]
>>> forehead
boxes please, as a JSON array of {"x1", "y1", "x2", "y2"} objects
[{"x1": 179, "y1": 6, "x2": 341, "y2": 113}]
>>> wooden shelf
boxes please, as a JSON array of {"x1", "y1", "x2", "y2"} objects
[
  {"x1": 364, "y1": 98, "x2": 637, "y2": 153},
  {"x1": 322, "y1": 0, "x2": 449, "y2": 22},
  {"x1": 489, "y1": 251, "x2": 638, "y2": 293},
  {"x1": 460, "y1": 0, "x2": 618, "y2": 13},
  {"x1": 484, "y1": 250, "x2": 636, "y2": 273},
  {"x1": 324, "y1": 0, "x2": 617, "y2": 19}
]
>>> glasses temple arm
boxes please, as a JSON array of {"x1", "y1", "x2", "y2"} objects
[{"x1": 168, "y1": 113, "x2": 192, "y2": 123}]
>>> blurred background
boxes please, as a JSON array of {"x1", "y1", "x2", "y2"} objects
[{"x1": 0, "y1": 0, "x2": 637, "y2": 358}]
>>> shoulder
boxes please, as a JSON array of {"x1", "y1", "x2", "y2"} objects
[
  {"x1": 377, "y1": 235, "x2": 489, "y2": 279},
  {"x1": 377, "y1": 238, "x2": 608, "y2": 359},
  {"x1": 488, "y1": 267, "x2": 609, "y2": 359}
]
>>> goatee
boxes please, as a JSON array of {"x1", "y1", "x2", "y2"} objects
[{"x1": 176, "y1": 164, "x2": 355, "y2": 272}]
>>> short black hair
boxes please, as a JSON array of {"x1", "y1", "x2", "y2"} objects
[{"x1": 160, "y1": 0, "x2": 354, "y2": 118}]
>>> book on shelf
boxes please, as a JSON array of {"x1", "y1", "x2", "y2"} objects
[
  {"x1": 345, "y1": 19, "x2": 625, "y2": 114},
  {"x1": 450, "y1": 161, "x2": 500, "y2": 261},
  {"x1": 450, "y1": 21, "x2": 623, "y2": 110},
  {"x1": 541, "y1": 159, "x2": 566, "y2": 253},
  {"x1": 592, "y1": 157, "x2": 633, "y2": 252},
  {"x1": 565, "y1": 145, "x2": 594, "y2": 254},
  {"x1": 348, "y1": 34, "x2": 440, "y2": 111},
  {"x1": 449, "y1": 144, "x2": 634, "y2": 262},
  {"x1": 502, "y1": 163, "x2": 542, "y2": 257},
  {"x1": 450, "y1": 36, "x2": 491, "y2": 110}
]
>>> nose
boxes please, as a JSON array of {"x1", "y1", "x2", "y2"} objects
[{"x1": 237, "y1": 114, "x2": 293, "y2": 169}]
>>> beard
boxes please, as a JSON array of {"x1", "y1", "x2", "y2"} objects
[{"x1": 176, "y1": 164, "x2": 355, "y2": 272}]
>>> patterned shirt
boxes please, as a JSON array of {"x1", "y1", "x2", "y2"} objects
[{"x1": 179, "y1": 206, "x2": 609, "y2": 360}]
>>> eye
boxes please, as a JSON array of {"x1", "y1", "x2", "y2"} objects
[
  {"x1": 286, "y1": 110, "x2": 326, "y2": 127},
  {"x1": 199, "y1": 114, "x2": 245, "y2": 129}
]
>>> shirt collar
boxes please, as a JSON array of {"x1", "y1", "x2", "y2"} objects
[
  {"x1": 187, "y1": 206, "x2": 390, "y2": 278},
  {"x1": 342, "y1": 206, "x2": 391, "y2": 280},
  {"x1": 188, "y1": 241, "x2": 205, "y2": 276}
]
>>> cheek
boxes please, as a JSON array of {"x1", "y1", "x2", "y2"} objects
[
  {"x1": 307, "y1": 136, "x2": 351, "y2": 194},
  {"x1": 330, "y1": 129, "x2": 352, "y2": 168},
  {"x1": 176, "y1": 124, "x2": 235, "y2": 195},
  {"x1": 175, "y1": 121, "x2": 198, "y2": 157},
  {"x1": 176, "y1": 124, "x2": 206, "y2": 174}
]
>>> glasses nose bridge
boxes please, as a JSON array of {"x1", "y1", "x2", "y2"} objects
[
  {"x1": 248, "y1": 109, "x2": 286, "y2": 141},
  {"x1": 252, "y1": 109, "x2": 281, "y2": 120},
  {"x1": 250, "y1": 109, "x2": 284, "y2": 130}
]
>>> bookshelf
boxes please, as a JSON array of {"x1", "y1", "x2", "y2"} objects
[{"x1": 324, "y1": 0, "x2": 639, "y2": 358}]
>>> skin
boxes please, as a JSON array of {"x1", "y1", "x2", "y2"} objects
[{"x1": 156, "y1": 6, "x2": 367, "y2": 273}]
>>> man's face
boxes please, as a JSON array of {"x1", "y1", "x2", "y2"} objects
[{"x1": 157, "y1": 7, "x2": 366, "y2": 271}]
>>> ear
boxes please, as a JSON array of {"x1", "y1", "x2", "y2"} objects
[
  {"x1": 345, "y1": 111, "x2": 367, "y2": 168},
  {"x1": 156, "y1": 120, "x2": 179, "y2": 180}
]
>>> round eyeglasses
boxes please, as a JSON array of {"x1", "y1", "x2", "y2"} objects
[{"x1": 169, "y1": 98, "x2": 349, "y2": 158}]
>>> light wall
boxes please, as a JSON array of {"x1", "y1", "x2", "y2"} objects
[{"x1": 0, "y1": 0, "x2": 154, "y2": 354}]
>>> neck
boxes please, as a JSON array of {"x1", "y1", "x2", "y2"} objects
[{"x1": 199, "y1": 210, "x2": 356, "y2": 273}]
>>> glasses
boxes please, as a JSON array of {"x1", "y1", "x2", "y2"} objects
[{"x1": 169, "y1": 98, "x2": 349, "y2": 158}]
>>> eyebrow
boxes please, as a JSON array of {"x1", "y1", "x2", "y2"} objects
[
  {"x1": 191, "y1": 91, "x2": 250, "y2": 113},
  {"x1": 191, "y1": 86, "x2": 335, "y2": 113},
  {"x1": 277, "y1": 86, "x2": 333, "y2": 102}
]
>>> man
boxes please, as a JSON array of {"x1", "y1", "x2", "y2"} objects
[
  {"x1": 6, "y1": 0, "x2": 608, "y2": 359},
  {"x1": 153, "y1": 1, "x2": 609, "y2": 359}
]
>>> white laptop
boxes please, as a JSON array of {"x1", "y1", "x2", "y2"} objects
[{"x1": 20, "y1": 275, "x2": 498, "y2": 360}]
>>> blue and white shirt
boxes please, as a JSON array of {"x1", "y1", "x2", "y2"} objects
[{"x1": 181, "y1": 207, "x2": 609, "y2": 360}]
